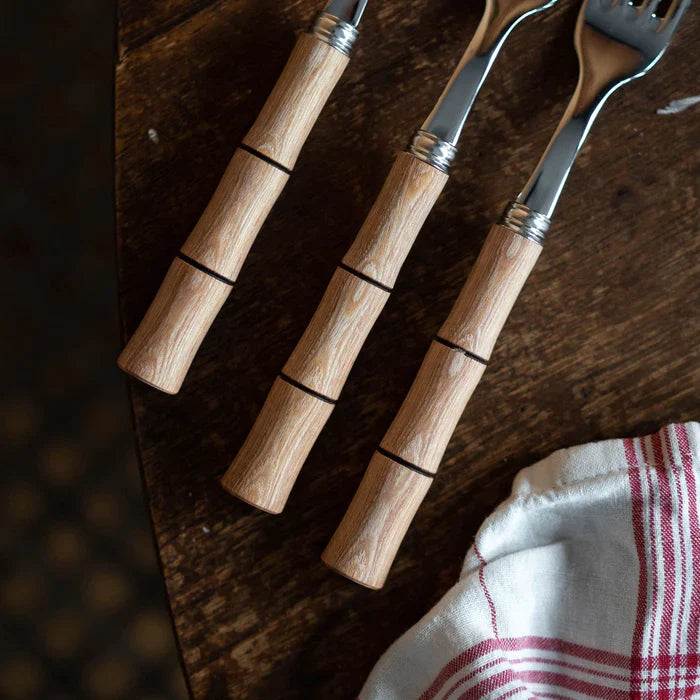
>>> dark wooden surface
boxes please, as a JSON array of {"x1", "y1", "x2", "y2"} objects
[{"x1": 115, "y1": 1, "x2": 699, "y2": 697}]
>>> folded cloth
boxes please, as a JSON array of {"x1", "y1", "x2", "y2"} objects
[{"x1": 360, "y1": 422, "x2": 700, "y2": 700}]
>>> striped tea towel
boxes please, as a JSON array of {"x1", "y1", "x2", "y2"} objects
[{"x1": 360, "y1": 422, "x2": 700, "y2": 699}]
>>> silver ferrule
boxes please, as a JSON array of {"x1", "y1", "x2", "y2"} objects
[
  {"x1": 408, "y1": 130, "x2": 458, "y2": 174},
  {"x1": 311, "y1": 12, "x2": 359, "y2": 56},
  {"x1": 499, "y1": 202, "x2": 550, "y2": 246}
]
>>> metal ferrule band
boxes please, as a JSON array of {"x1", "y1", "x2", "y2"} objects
[
  {"x1": 499, "y1": 202, "x2": 550, "y2": 246},
  {"x1": 408, "y1": 130, "x2": 458, "y2": 174},
  {"x1": 310, "y1": 12, "x2": 358, "y2": 56}
]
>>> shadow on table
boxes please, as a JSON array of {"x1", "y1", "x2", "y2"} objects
[{"x1": 0, "y1": 1, "x2": 188, "y2": 698}]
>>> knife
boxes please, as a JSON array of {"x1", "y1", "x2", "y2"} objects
[{"x1": 118, "y1": 0, "x2": 368, "y2": 394}]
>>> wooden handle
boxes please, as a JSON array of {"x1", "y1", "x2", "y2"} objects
[
  {"x1": 118, "y1": 149, "x2": 287, "y2": 393},
  {"x1": 438, "y1": 224, "x2": 543, "y2": 360},
  {"x1": 243, "y1": 33, "x2": 349, "y2": 171},
  {"x1": 324, "y1": 224, "x2": 542, "y2": 587},
  {"x1": 221, "y1": 268, "x2": 388, "y2": 512},
  {"x1": 343, "y1": 152, "x2": 449, "y2": 287},
  {"x1": 283, "y1": 267, "x2": 391, "y2": 398},
  {"x1": 322, "y1": 451, "x2": 432, "y2": 589},
  {"x1": 119, "y1": 33, "x2": 350, "y2": 393},
  {"x1": 117, "y1": 258, "x2": 233, "y2": 394},
  {"x1": 221, "y1": 153, "x2": 448, "y2": 511},
  {"x1": 220, "y1": 377, "x2": 335, "y2": 513}
]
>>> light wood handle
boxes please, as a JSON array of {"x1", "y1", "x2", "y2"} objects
[
  {"x1": 221, "y1": 268, "x2": 388, "y2": 512},
  {"x1": 324, "y1": 224, "x2": 542, "y2": 587},
  {"x1": 283, "y1": 268, "x2": 391, "y2": 399},
  {"x1": 118, "y1": 149, "x2": 287, "y2": 393},
  {"x1": 322, "y1": 452, "x2": 432, "y2": 589},
  {"x1": 220, "y1": 377, "x2": 334, "y2": 514},
  {"x1": 117, "y1": 258, "x2": 233, "y2": 394},
  {"x1": 119, "y1": 33, "x2": 350, "y2": 393},
  {"x1": 438, "y1": 225, "x2": 543, "y2": 360},
  {"x1": 221, "y1": 153, "x2": 448, "y2": 511},
  {"x1": 343, "y1": 152, "x2": 449, "y2": 287},
  {"x1": 243, "y1": 33, "x2": 349, "y2": 171}
]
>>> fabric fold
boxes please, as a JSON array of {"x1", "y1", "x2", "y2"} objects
[{"x1": 360, "y1": 422, "x2": 700, "y2": 700}]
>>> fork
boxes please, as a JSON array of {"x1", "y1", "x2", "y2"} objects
[
  {"x1": 118, "y1": 0, "x2": 368, "y2": 394},
  {"x1": 323, "y1": 0, "x2": 691, "y2": 589},
  {"x1": 221, "y1": 0, "x2": 560, "y2": 514}
]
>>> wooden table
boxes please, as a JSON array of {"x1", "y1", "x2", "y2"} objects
[{"x1": 116, "y1": 1, "x2": 699, "y2": 696}]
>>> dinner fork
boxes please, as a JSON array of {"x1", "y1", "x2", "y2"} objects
[
  {"x1": 221, "y1": 0, "x2": 560, "y2": 514},
  {"x1": 324, "y1": 0, "x2": 691, "y2": 589}
]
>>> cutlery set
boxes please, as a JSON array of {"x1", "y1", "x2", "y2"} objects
[{"x1": 119, "y1": 0, "x2": 689, "y2": 588}]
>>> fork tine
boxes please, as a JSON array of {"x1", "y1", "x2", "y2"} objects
[
  {"x1": 640, "y1": 0, "x2": 662, "y2": 18},
  {"x1": 662, "y1": 0, "x2": 691, "y2": 31}
]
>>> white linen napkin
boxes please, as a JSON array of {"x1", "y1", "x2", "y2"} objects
[{"x1": 360, "y1": 422, "x2": 700, "y2": 700}]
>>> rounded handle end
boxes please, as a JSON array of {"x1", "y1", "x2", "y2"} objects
[
  {"x1": 221, "y1": 377, "x2": 335, "y2": 513},
  {"x1": 322, "y1": 451, "x2": 432, "y2": 589},
  {"x1": 118, "y1": 258, "x2": 232, "y2": 394}
]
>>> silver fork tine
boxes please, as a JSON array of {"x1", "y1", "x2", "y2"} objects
[
  {"x1": 662, "y1": 0, "x2": 691, "y2": 32},
  {"x1": 516, "y1": 0, "x2": 688, "y2": 218},
  {"x1": 640, "y1": 0, "x2": 662, "y2": 19}
]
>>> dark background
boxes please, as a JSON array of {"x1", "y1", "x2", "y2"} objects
[{"x1": 1, "y1": 1, "x2": 186, "y2": 697}]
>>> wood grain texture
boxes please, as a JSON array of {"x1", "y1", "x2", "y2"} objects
[
  {"x1": 243, "y1": 33, "x2": 349, "y2": 170},
  {"x1": 221, "y1": 377, "x2": 334, "y2": 513},
  {"x1": 343, "y1": 152, "x2": 449, "y2": 287},
  {"x1": 283, "y1": 267, "x2": 389, "y2": 398},
  {"x1": 381, "y1": 342, "x2": 486, "y2": 473},
  {"x1": 118, "y1": 147, "x2": 286, "y2": 394},
  {"x1": 331, "y1": 230, "x2": 539, "y2": 584},
  {"x1": 439, "y1": 224, "x2": 542, "y2": 360},
  {"x1": 180, "y1": 148, "x2": 289, "y2": 281},
  {"x1": 120, "y1": 31, "x2": 347, "y2": 396},
  {"x1": 222, "y1": 269, "x2": 388, "y2": 514},
  {"x1": 116, "y1": 0, "x2": 699, "y2": 695},
  {"x1": 227, "y1": 154, "x2": 446, "y2": 511},
  {"x1": 322, "y1": 452, "x2": 433, "y2": 590},
  {"x1": 117, "y1": 258, "x2": 232, "y2": 394}
]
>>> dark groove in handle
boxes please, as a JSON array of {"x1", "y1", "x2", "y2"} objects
[
  {"x1": 338, "y1": 263, "x2": 393, "y2": 293},
  {"x1": 239, "y1": 144, "x2": 293, "y2": 175},
  {"x1": 376, "y1": 446, "x2": 436, "y2": 478},
  {"x1": 176, "y1": 252, "x2": 236, "y2": 286},
  {"x1": 279, "y1": 372, "x2": 337, "y2": 405},
  {"x1": 433, "y1": 336, "x2": 488, "y2": 365}
]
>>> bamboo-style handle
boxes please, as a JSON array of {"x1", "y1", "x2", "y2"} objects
[
  {"x1": 322, "y1": 451, "x2": 432, "y2": 589},
  {"x1": 221, "y1": 152, "x2": 449, "y2": 511},
  {"x1": 324, "y1": 224, "x2": 542, "y2": 587},
  {"x1": 220, "y1": 377, "x2": 335, "y2": 513},
  {"x1": 118, "y1": 33, "x2": 350, "y2": 394},
  {"x1": 242, "y1": 33, "x2": 349, "y2": 170},
  {"x1": 117, "y1": 258, "x2": 234, "y2": 394},
  {"x1": 118, "y1": 150, "x2": 286, "y2": 394}
]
